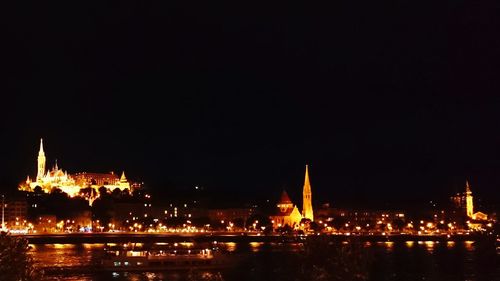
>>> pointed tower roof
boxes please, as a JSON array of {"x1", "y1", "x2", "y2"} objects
[
  {"x1": 120, "y1": 171, "x2": 127, "y2": 182},
  {"x1": 303, "y1": 165, "x2": 311, "y2": 193},
  {"x1": 279, "y1": 190, "x2": 292, "y2": 204},
  {"x1": 465, "y1": 180, "x2": 471, "y2": 193},
  {"x1": 38, "y1": 138, "x2": 45, "y2": 155}
]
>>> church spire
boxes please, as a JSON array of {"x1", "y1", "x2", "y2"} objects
[
  {"x1": 120, "y1": 171, "x2": 127, "y2": 182},
  {"x1": 36, "y1": 138, "x2": 46, "y2": 182},
  {"x1": 304, "y1": 165, "x2": 311, "y2": 191},
  {"x1": 465, "y1": 180, "x2": 474, "y2": 218},
  {"x1": 39, "y1": 138, "x2": 45, "y2": 156},
  {"x1": 302, "y1": 164, "x2": 314, "y2": 221},
  {"x1": 465, "y1": 180, "x2": 471, "y2": 194}
]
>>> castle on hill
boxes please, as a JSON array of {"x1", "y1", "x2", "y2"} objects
[{"x1": 19, "y1": 139, "x2": 131, "y2": 200}]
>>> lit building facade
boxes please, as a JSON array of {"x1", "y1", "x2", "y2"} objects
[
  {"x1": 73, "y1": 171, "x2": 130, "y2": 191},
  {"x1": 450, "y1": 180, "x2": 488, "y2": 221},
  {"x1": 19, "y1": 139, "x2": 131, "y2": 200},
  {"x1": 270, "y1": 190, "x2": 302, "y2": 228},
  {"x1": 269, "y1": 165, "x2": 316, "y2": 229},
  {"x1": 4, "y1": 199, "x2": 28, "y2": 225}
]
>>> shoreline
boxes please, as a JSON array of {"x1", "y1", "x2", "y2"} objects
[{"x1": 18, "y1": 232, "x2": 497, "y2": 244}]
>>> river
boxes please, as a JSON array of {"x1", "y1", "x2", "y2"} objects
[{"x1": 31, "y1": 239, "x2": 499, "y2": 281}]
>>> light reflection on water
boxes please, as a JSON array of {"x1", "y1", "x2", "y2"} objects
[
  {"x1": 83, "y1": 243, "x2": 105, "y2": 249},
  {"x1": 384, "y1": 241, "x2": 394, "y2": 252},
  {"x1": 31, "y1": 243, "x2": 96, "y2": 268},
  {"x1": 464, "y1": 240, "x2": 475, "y2": 251},
  {"x1": 42, "y1": 274, "x2": 93, "y2": 281},
  {"x1": 30, "y1": 240, "x2": 498, "y2": 281},
  {"x1": 52, "y1": 244, "x2": 76, "y2": 249},
  {"x1": 223, "y1": 242, "x2": 236, "y2": 252},
  {"x1": 424, "y1": 241, "x2": 435, "y2": 253},
  {"x1": 249, "y1": 242, "x2": 263, "y2": 252}
]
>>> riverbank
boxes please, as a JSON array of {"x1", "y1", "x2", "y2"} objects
[{"x1": 18, "y1": 232, "x2": 496, "y2": 244}]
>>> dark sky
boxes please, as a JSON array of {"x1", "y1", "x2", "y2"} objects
[{"x1": 3, "y1": 2, "x2": 500, "y2": 209}]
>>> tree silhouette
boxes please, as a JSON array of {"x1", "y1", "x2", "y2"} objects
[
  {"x1": 33, "y1": 186, "x2": 43, "y2": 195},
  {"x1": 0, "y1": 232, "x2": 41, "y2": 281}
]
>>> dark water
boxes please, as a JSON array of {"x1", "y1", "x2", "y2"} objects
[{"x1": 31, "y1": 240, "x2": 499, "y2": 281}]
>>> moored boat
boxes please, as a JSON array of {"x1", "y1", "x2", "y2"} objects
[{"x1": 101, "y1": 243, "x2": 230, "y2": 271}]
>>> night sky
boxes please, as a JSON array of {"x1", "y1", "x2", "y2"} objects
[{"x1": 3, "y1": 2, "x2": 500, "y2": 209}]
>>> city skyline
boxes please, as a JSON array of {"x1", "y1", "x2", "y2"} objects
[
  {"x1": 0, "y1": 137, "x2": 496, "y2": 211},
  {"x1": 3, "y1": 3, "x2": 499, "y2": 280}
]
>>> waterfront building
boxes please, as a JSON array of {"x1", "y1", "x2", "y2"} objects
[
  {"x1": 36, "y1": 215, "x2": 57, "y2": 233},
  {"x1": 450, "y1": 181, "x2": 488, "y2": 221},
  {"x1": 4, "y1": 199, "x2": 28, "y2": 226},
  {"x1": 269, "y1": 165, "x2": 316, "y2": 229},
  {"x1": 207, "y1": 208, "x2": 254, "y2": 224},
  {"x1": 113, "y1": 202, "x2": 152, "y2": 227},
  {"x1": 270, "y1": 190, "x2": 302, "y2": 229}
]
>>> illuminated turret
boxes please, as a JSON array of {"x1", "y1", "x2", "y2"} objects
[
  {"x1": 36, "y1": 138, "x2": 46, "y2": 182},
  {"x1": 120, "y1": 171, "x2": 127, "y2": 182},
  {"x1": 302, "y1": 165, "x2": 314, "y2": 221},
  {"x1": 465, "y1": 180, "x2": 474, "y2": 218},
  {"x1": 119, "y1": 171, "x2": 130, "y2": 190}
]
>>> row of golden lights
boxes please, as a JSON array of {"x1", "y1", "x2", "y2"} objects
[{"x1": 2, "y1": 215, "x2": 494, "y2": 234}]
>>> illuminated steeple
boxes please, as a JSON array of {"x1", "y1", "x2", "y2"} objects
[
  {"x1": 302, "y1": 165, "x2": 314, "y2": 221},
  {"x1": 36, "y1": 138, "x2": 46, "y2": 182},
  {"x1": 118, "y1": 171, "x2": 131, "y2": 190},
  {"x1": 120, "y1": 171, "x2": 127, "y2": 182},
  {"x1": 465, "y1": 180, "x2": 474, "y2": 218}
]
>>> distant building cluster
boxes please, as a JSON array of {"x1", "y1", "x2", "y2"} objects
[
  {"x1": 2, "y1": 139, "x2": 495, "y2": 235},
  {"x1": 267, "y1": 166, "x2": 494, "y2": 234},
  {"x1": 19, "y1": 139, "x2": 131, "y2": 202},
  {"x1": 270, "y1": 165, "x2": 314, "y2": 229},
  {"x1": 449, "y1": 180, "x2": 489, "y2": 230}
]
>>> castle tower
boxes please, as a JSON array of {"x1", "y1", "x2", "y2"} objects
[
  {"x1": 302, "y1": 165, "x2": 314, "y2": 221},
  {"x1": 119, "y1": 171, "x2": 131, "y2": 190},
  {"x1": 120, "y1": 171, "x2": 127, "y2": 182},
  {"x1": 465, "y1": 180, "x2": 474, "y2": 218},
  {"x1": 36, "y1": 138, "x2": 46, "y2": 182}
]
